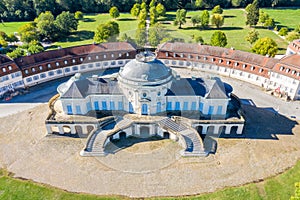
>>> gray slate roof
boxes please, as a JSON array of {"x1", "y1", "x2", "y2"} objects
[{"x1": 61, "y1": 77, "x2": 122, "y2": 98}]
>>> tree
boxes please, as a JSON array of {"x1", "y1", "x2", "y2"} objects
[
  {"x1": 278, "y1": 27, "x2": 288, "y2": 36},
  {"x1": 246, "y1": 0, "x2": 259, "y2": 27},
  {"x1": 6, "y1": 34, "x2": 19, "y2": 43},
  {"x1": 150, "y1": 6, "x2": 158, "y2": 25},
  {"x1": 212, "y1": 5, "x2": 223, "y2": 14},
  {"x1": 7, "y1": 47, "x2": 25, "y2": 59},
  {"x1": 109, "y1": 6, "x2": 120, "y2": 19},
  {"x1": 141, "y1": 2, "x2": 147, "y2": 10},
  {"x1": 201, "y1": 10, "x2": 210, "y2": 28},
  {"x1": 191, "y1": 15, "x2": 200, "y2": 27},
  {"x1": 286, "y1": 31, "x2": 300, "y2": 42},
  {"x1": 149, "y1": 0, "x2": 156, "y2": 7},
  {"x1": 130, "y1": 3, "x2": 140, "y2": 18},
  {"x1": 138, "y1": 8, "x2": 147, "y2": 21},
  {"x1": 210, "y1": 31, "x2": 227, "y2": 47},
  {"x1": 251, "y1": 37, "x2": 278, "y2": 57},
  {"x1": 93, "y1": 21, "x2": 120, "y2": 43},
  {"x1": 0, "y1": 38, "x2": 8, "y2": 48},
  {"x1": 0, "y1": 31, "x2": 8, "y2": 41},
  {"x1": 18, "y1": 22, "x2": 39, "y2": 43},
  {"x1": 55, "y1": 11, "x2": 78, "y2": 36},
  {"x1": 245, "y1": 29, "x2": 259, "y2": 44},
  {"x1": 211, "y1": 14, "x2": 224, "y2": 29},
  {"x1": 264, "y1": 18, "x2": 275, "y2": 29},
  {"x1": 174, "y1": 9, "x2": 187, "y2": 29},
  {"x1": 75, "y1": 11, "x2": 84, "y2": 20},
  {"x1": 135, "y1": 28, "x2": 147, "y2": 47},
  {"x1": 35, "y1": 11, "x2": 58, "y2": 41},
  {"x1": 291, "y1": 182, "x2": 300, "y2": 200},
  {"x1": 148, "y1": 24, "x2": 170, "y2": 46},
  {"x1": 27, "y1": 40, "x2": 44, "y2": 54},
  {"x1": 194, "y1": 35, "x2": 204, "y2": 43},
  {"x1": 259, "y1": 10, "x2": 269, "y2": 24},
  {"x1": 119, "y1": 33, "x2": 135, "y2": 44},
  {"x1": 156, "y1": 3, "x2": 166, "y2": 17}
]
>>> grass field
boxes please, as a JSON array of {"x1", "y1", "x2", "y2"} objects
[
  {"x1": 0, "y1": 8, "x2": 299, "y2": 54},
  {"x1": 0, "y1": 160, "x2": 299, "y2": 199}
]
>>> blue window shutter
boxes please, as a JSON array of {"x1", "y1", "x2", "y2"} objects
[{"x1": 67, "y1": 105, "x2": 72, "y2": 114}]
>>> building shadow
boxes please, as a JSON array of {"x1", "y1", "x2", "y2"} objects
[{"x1": 220, "y1": 104, "x2": 298, "y2": 140}]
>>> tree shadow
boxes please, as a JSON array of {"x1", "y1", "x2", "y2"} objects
[
  {"x1": 182, "y1": 26, "x2": 200, "y2": 30},
  {"x1": 58, "y1": 30, "x2": 94, "y2": 42},
  {"x1": 82, "y1": 18, "x2": 96, "y2": 22},
  {"x1": 220, "y1": 26, "x2": 244, "y2": 30},
  {"x1": 159, "y1": 13, "x2": 176, "y2": 21},
  {"x1": 117, "y1": 18, "x2": 136, "y2": 21},
  {"x1": 219, "y1": 104, "x2": 298, "y2": 140},
  {"x1": 224, "y1": 15, "x2": 236, "y2": 18}
]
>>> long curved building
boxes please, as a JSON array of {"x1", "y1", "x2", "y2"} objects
[{"x1": 0, "y1": 41, "x2": 300, "y2": 100}]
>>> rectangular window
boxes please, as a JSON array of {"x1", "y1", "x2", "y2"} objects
[
  {"x1": 157, "y1": 102, "x2": 161, "y2": 113},
  {"x1": 166, "y1": 102, "x2": 172, "y2": 111},
  {"x1": 217, "y1": 106, "x2": 222, "y2": 115},
  {"x1": 118, "y1": 101, "x2": 123, "y2": 110},
  {"x1": 67, "y1": 105, "x2": 72, "y2": 114},
  {"x1": 110, "y1": 101, "x2": 115, "y2": 110},
  {"x1": 183, "y1": 102, "x2": 188, "y2": 110},
  {"x1": 208, "y1": 106, "x2": 214, "y2": 115},
  {"x1": 129, "y1": 102, "x2": 134, "y2": 113},
  {"x1": 175, "y1": 102, "x2": 180, "y2": 110},
  {"x1": 199, "y1": 102, "x2": 204, "y2": 112},
  {"x1": 102, "y1": 101, "x2": 107, "y2": 110},
  {"x1": 94, "y1": 101, "x2": 99, "y2": 110},
  {"x1": 76, "y1": 105, "x2": 82, "y2": 114},
  {"x1": 191, "y1": 102, "x2": 196, "y2": 110},
  {"x1": 86, "y1": 102, "x2": 92, "y2": 112}
]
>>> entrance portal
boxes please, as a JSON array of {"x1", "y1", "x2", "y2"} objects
[{"x1": 140, "y1": 126, "x2": 150, "y2": 138}]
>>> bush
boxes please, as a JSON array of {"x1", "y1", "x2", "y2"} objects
[{"x1": 278, "y1": 27, "x2": 288, "y2": 36}]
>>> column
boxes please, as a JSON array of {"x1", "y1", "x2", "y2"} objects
[
  {"x1": 237, "y1": 125, "x2": 244, "y2": 134},
  {"x1": 82, "y1": 125, "x2": 88, "y2": 135},
  {"x1": 46, "y1": 125, "x2": 52, "y2": 134},
  {"x1": 70, "y1": 126, "x2": 76, "y2": 134},
  {"x1": 225, "y1": 126, "x2": 231, "y2": 134},
  {"x1": 202, "y1": 125, "x2": 208, "y2": 134},
  {"x1": 58, "y1": 126, "x2": 64, "y2": 134}
]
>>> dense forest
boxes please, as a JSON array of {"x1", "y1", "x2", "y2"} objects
[{"x1": 0, "y1": 0, "x2": 300, "y2": 22}]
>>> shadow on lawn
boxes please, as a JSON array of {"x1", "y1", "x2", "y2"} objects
[
  {"x1": 224, "y1": 15, "x2": 236, "y2": 18},
  {"x1": 82, "y1": 18, "x2": 96, "y2": 22},
  {"x1": 117, "y1": 18, "x2": 136, "y2": 21},
  {"x1": 59, "y1": 30, "x2": 94, "y2": 42}
]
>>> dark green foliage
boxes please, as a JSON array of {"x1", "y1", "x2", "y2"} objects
[
  {"x1": 264, "y1": 17, "x2": 275, "y2": 29},
  {"x1": 55, "y1": 11, "x2": 78, "y2": 36},
  {"x1": 212, "y1": 5, "x2": 223, "y2": 14},
  {"x1": 135, "y1": 28, "x2": 147, "y2": 47},
  {"x1": 210, "y1": 30, "x2": 227, "y2": 47},
  {"x1": 94, "y1": 21, "x2": 120, "y2": 43},
  {"x1": 245, "y1": 29, "x2": 259, "y2": 44},
  {"x1": 246, "y1": 0, "x2": 259, "y2": 26},
  {"x1": 191, "y1": 15, "x2": 201, "y2": 27},
  {"x1": 109, "y1": 6, "x2": 120, "y2": 19},
  {"x1": 201, "y1": 10, "x2": 210, "y2": 28},
  {"x1": 251, "y1": 37, "x2": 278, "y2": 57},
  {"x1": 278, "y1": 27, "x2": 288, "y2": 36},
  {"x1": 174, "y1": 9, "x2": 187, "y2": 29},
  {"x1": 211, "y1": 14, "x2": 224, "y2": 28},
  {"x1": 75, "y1": 11, "x2": 84, "y2": 20},
  {"x1": 193, "y1": 35, "x2": 204, "y2": 43}
]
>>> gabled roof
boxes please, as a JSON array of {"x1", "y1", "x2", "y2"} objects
[
  {"x1": 205, "y1": 78, "x2": 229, "y2": 99},
  {"x1": 61, "y1": 77, "x2": 122, "y2": 98},
  {"x1": 0, "y1": 55, "x2": 13, "y2": 65},
  {"x1": 14, "y1": 42, "x2": 136, "y2": 68},
  {"x1": 166, "y1": 78, "x2": 206, "y2": 96}
]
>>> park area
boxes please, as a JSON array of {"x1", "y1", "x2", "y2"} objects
[{"x1": 1, "y1": 8, "x2": 300, "y2": 54}]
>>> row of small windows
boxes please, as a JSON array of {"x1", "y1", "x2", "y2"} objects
[
  {"x1": 24, "y1": 60, "x2": 125, "y2": 75},
  {"x1": 0, "y1": 81, "x2": 24, "y2": 93},
  {"x1": 0, "y1": 71, "x2": 22, "y2": 82},
  {"x1": 2, "y1": 65, "x2": 13, "y2": 72},
  {"x1": 279, "y1": 66, "x2": 300, "y2": 77},
  {"x1": 66, "y1": 101, "x2": 124, "y2": 114}
]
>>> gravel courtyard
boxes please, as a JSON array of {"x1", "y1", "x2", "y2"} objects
[{"x1": 0, "y1": 68, "x2": 299, "y2": 198}]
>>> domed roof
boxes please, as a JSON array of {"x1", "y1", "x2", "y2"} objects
[{"x1": 118, "y1": 52, "x2": 172, "y2": 82}]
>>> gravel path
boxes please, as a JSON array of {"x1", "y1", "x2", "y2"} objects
[{"x1": 0, "y1": 69, "x2": 299, "y2": 197}]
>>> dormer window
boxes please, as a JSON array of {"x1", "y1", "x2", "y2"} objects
[
  {"x1": 219, "y1": 59, "x2": 222, "y2": 63},
  {"x1": 292, "y1": 70, "x2": 296, "y2": 75},
  {"x1": 119, "y1": 53, "x2": 122, "y2": 57},
  {"x1": 211, "y1": 58, "x2": 215, "y2": 62},
  {"x1": 2, "y1": 68, "x2": 6, "y2": 72},
  {"x1": 234, "y1": 62, "x2": 238, "y2": 67},
  {"x1": 279, "y1": 66, "x2": 284, "y2": 71},
  {"x1": 126, "y1": 53, "x2": 129, "y2": 57},
  {"x1": 243, "y1": 64, "x2": 246, "y2": 69},
  {"x1": 80, "y1": 58, "x2": 83, "y2": 62},
  {"x1": 104, "y1": 54, "x2": 107, "y2": 59},
  {"x1": 180, "y1": 53, "x2": 183, "y2": 58},
  {"x1": 259, "y1": 68, "x2": 263, "y2": 73},
  {"x1": 96, "y1": 55, "x2": 99, "y2": 59},
  {"x1": 8, "y1": 66, "x2": 12, "y2": 70},
  {"x1": 227, "y1": 61, "x2": 230, "y2": 65},
  {"x1": 72, "y1": 59, "x2": 76, "y2": 63},
  {"x1": 165, "y1": 52, "x2": 168, "y2": 57},
  {"x1": 285, "y1": 68, "x2": 290, "y2": 73},
  {"x1": 251, "y1": 66, "x2": 255, "y2": 71},
  {"x1": 88, "y1": 56, "x2": 91, "y2": 60},
  {"x1": 47, "y1": 64, "x2": 51, "y2": 68},
  {"x1": 64, "y1": 60, "x2": 68, "y2": 64},
  {"x1": 39, "y1": 66, "x2": 43, "y2": 70},
  {"x1": 111, "y1": 54, "x2": 114, "y2": 58},
  {"x1": 32, "y1": 67, "x2": 36, "y2": 72},
  {"x1": 25, "y1": 69, "x2": 28, "y2": 74},
  {"x1": 203, "y1": 57, "x2": 207, "y2": 60},
  {"x1": 196, "y1": 56, "x2": 200, "y2": 60},
  {"x1": 56, "y1": 62, "x2": 59, "y2": 66},
  {"x1": 188, "y1": 54, "x2": 192, "y2": 59}
]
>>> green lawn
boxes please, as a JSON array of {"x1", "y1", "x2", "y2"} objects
[
  {"x1": 160, "y1": 9, "x2": 289, "y2": 54},
  {"x1": 0, "y1": 160, "x2": 300, "y2": 199},
  {"x1": 1, "y1": 8, "x2": 300, "y2": 54}
]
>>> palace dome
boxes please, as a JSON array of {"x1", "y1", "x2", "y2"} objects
[{"x1": 118, "y1": 52, "x2": 172, "y2": 82}]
